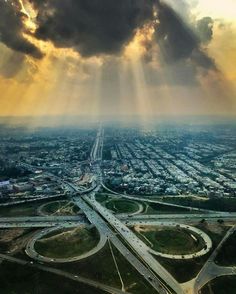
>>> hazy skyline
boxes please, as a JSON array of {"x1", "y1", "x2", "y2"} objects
[{"x1": 0, "y1": 0, "x2": 236, "y2": 120}]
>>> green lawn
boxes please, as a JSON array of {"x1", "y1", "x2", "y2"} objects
[
  {"x1": 156, "y1": 255, "x2": 210, "y2": 283},
  {"x1": 159, "y1": 196, "x2": 236, "y2": 212},
  {"x1": 105, "y1": 199, "x2": 141, "y2": 213},
  {"x1": 216, "y1": 231, "x2": 236, "y2": 266},
  {"x1": 0, "y1": 261, "x2": 105, "y2": 294},
  {"x1": 201, "y1": 276, "x2": 236, "y2": 294},
  {"x1": 134, "y1": 226, "x2": 204, "y2": 255},
  {"x1": 0, "y1": 203, "x2": 39, "y2": 217},
  {"x1": 95, "y1": 193, "x2": 108, "y2": 202},
  {"x1": 58, "y1": 242, "x2": 157, "y2": 294},
  {"x1": 145, "y1": 202, "x2": 192, "y2": 214},
  {"x1": 35, "y1": 226, "x2": 99, "y2": 258}
]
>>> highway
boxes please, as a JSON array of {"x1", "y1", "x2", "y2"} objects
[
  {"x1": 86, "y1": 194, "x2": 184, "y2": 293},
  {"x1": 90, "y1": 124, "x2": 103, "y2": 162},
  {"x1": 0, "y1": 211, "x2": 235, "y2": 229},
  {"x1": 0, "y1": 193, "x2": 65, "y2": 207},
  {"x1": 73, "y1": 195, "x2": 171, "y2": 294},
  {"x1": 69, "y1": 127, "x2": 178, "y2": 293},
  {"x1": 3, "y1": 126, "x2": 235, "y2": 294},
  {"x1": 119, "y1": 212, "x2": 236, "y2": 222},
  {"x1": 0, "y1": 215, "x2": 86, "y2": 228},
  {"x1": 71, "y1": 127, "x2": 183, "y2": 294}
]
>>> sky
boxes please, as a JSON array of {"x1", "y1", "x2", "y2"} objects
[{"x1": 0, "y1": 0, "x2": 236, "y2": 121}]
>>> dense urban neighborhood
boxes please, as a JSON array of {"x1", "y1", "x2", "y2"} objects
[{"x1": 0, "y1": 121, "x2": 235, "y2": 294}]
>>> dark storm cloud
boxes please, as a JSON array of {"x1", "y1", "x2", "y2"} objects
[
  {"x1": 153, "y1": 1, "x2": 216, "y2": 70},
  {"x1": 196, "y1": 16, "x2": 214, "y2": 44},
  {"x1": 28, "y1": 0, "x2": 216, "y2": 72},
  {"x1": 191, "y1": 49, "x2": 216, "y2": 70},
  {"x1": 154, "y1": 1, "x2": 198, "y2": 61},
  {"x1": 0, "y1": 0, "x2": 43, "y2": 58},
  {"x1": 0, "y1": 0, "x2": 217, "y2": 84},
  {"x1": 30, "y1": 0, "x2": 155, "y2": 57}
]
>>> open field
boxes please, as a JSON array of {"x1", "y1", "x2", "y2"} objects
[
  {"x1": 201, "y1": 276, "x2": 236, "y2": 294},
  {"x1": 145, "y1": 202, "x2": 193, "y2": 214},
  {"x1": 0, "y1": 198, "x2": 68, "y2": 217},
  {"x1": 105, "y1": 199, "x2": 141, "y2": 213},
  {"x1": 159, "y1": 196, "x2": 236, "y2": 212},
  {"x1": 58, "y1": 242, "x2": 157, "y2": 294},
  {"x1": 0, "y1": 261, "x2": 105, "y2": 294},
  {"x1": 0, "y1": 203, "x2": 40, "y2": 217},
  {"x1": 35, "y1": 226, "x2": 99, "y2": 258},
  {"x1": 215, "y1": 231, "x2": 236, "y2": 266},
  {"x1": 95, "y1": 193, "x2": 109, "y2": 202},
  {"x1": 157, "y1": 255, "x2": 211, "y2": 283}
]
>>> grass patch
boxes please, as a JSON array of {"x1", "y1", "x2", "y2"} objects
[
  {"x1": 0, "y1": 228, "x2": 36, "y2": 252},
  {"x1": 56, "y1": 242, "x2": 157, "y2": 294},
  {"x1": 0, "y1": 203, "x2": 39, "y2": 217},
  {"x1": 105, "y1": 199, "x2": 140, "y2": 213},
  {"x1": 133, "y1": 226, "x2": 204, "y2": 255},
  {"x1": 0, "y1": 261, "x2": 104, "y2": 294},
  {"x1": 159, "y1": 196, "x2": 236, "y2": 212},
  {"x1": 215, "y1": 231, "x2": 236, "y2": 266},
  {"x1": 95, "y1": 193, "x2": 108, "y2": 202},
  {"x1": 201, "y1": 276, "x2": 236, "y2": 294},
  {"x1": 156, "y1": 254, "x2": 211, "y2": 283},
  {"x1": 111, "y1": 244, "x2": 157, "y2": 294},
  {"x1": 35, "y1": 226, "x2": 99, "y2": 258},
  {"x1": 145, "y1": 202, "x2": 192, "y2": 214}
]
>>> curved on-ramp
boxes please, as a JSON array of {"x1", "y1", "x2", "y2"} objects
[
  {"x1": 25, "y1": 225, "x2": 107, "y2": 263},
  {"x1": 132, "y1": 221, "x2": 212, "y2": 260}
]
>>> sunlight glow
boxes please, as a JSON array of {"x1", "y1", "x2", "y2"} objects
[{"x1": 0, "y1": 0, "x2": 235, "y2": 121}]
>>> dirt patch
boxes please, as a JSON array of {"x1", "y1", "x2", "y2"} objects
[
  {"x1": 133, "y1": 225, "x2": 161, "y2": 233},
  {"x1": 0, "y1": 228, "x2": 26, "y2": 242},
  {"x1": 205, "y1": 224, "x2": 228, "y2": 235},
  {"x1": 40, "y1": 227, "x2": 86, "y2": 243},
  {"x1": 0, "y1": 228, "x2": 38, "y2": 253}
]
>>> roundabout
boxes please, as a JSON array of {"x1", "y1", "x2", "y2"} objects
[
  {"x1": 25, "y1": 225, "x2": 107, "y2": 263},
  {"x1": 132, "y1": 222, "x2": 212, "y2": 260}
]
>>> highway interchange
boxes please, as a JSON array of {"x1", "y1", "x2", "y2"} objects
[{"x1": 0, "y1": 126, "x2": 235, "y2": 294}]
